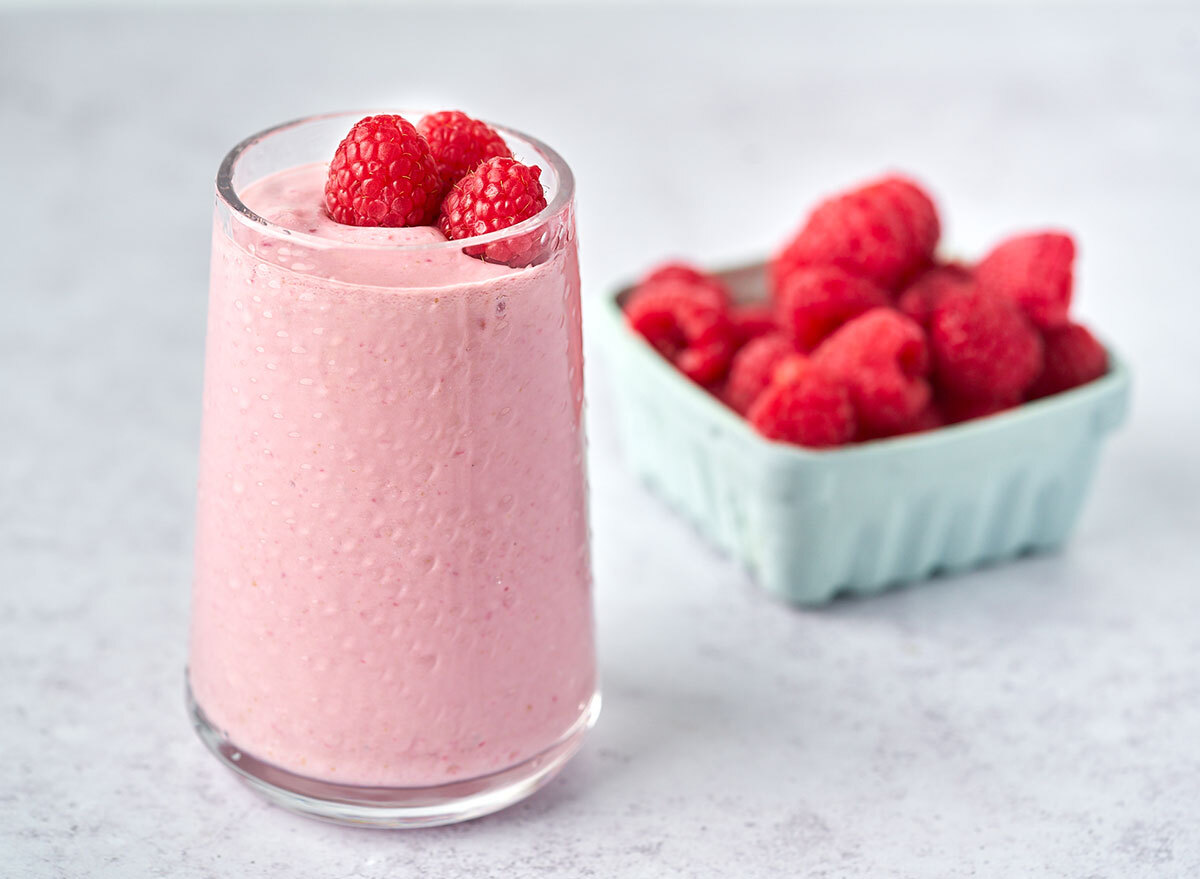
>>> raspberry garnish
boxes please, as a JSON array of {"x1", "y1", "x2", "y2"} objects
[
  {"x1": 975, "y1": 232, "x2": 1075, "y2": 329},
  {"x1": 774, "y1": 265, "x2": 890, "y2": 351},
  {"x1": 747, "y1": 357, "x2": 856, "y2": 448},
  {"x1": 438, "y1": 156, "x2": 549, "y2": 265},
  {"x1": 417, "y1": 110, "x2": 512, "y2": 187},
  {"x1": 1027, "y1": 322, "x2": 1107, "y2": 399},
  {"x1": 324, "y1": 114, "x2": 443, "y2": 227},
  {"x1": 929, "y1": 287, "x2": 1044, "y2": 401},
  {"x1": 724, "y1": 332, "x2": 797, "y2": 414},
  {"x1": 772, "y1": 175, "x2": 940, "y2": 293},
  {"x1": 624, "y1": 279, "x2": 736, "y2": 385}
]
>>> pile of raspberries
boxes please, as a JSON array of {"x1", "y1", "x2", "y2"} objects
[{"x1": 624, "y1": 175, "x2": 1108, "y2": 448}]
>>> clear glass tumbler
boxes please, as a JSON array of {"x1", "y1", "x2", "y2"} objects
[{"x1": 187, "y1": 112, "x2": 598, "y2": 828}]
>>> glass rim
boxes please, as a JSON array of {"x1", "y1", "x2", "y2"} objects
[{"x1": 215, "y1": 110, "x2": 575, "y2": 253}]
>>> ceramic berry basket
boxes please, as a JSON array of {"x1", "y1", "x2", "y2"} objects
[{"x1": 595, "y1": 260, "x2": 1131, "y2": 605}]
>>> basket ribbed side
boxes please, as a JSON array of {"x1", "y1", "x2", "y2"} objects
[{"x1": 752, "y1": 443, "x2": 1106, "y2": 603}]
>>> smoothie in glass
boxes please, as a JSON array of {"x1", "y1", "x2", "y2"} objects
[{"x1": 187, "y1": 113, "x2": 597, "y2": 827}]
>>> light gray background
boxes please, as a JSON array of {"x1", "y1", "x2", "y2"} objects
[{"x1": 2, "y1": 4, "x2": 1199, "y2": 878}]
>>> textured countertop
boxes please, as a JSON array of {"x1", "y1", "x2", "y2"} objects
[{"x1": 2, "y1": 5, "x2": 1199, "y2": 877}]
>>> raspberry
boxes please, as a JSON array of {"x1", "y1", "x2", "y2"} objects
[
  {"x1": 975, "y1": 232, "x2": 1075, "y2": 329},
  {"x1": 417, "y1": 110, "x2": 512, "y2": 186},
  {"x1": 812, "y1": 308, "x2": 932, "y2": 437},
  {"x1": 929, "y1": 287, "x2": 1043, "y2": 401},
  {"x1": 903, "y1": 402, "x2": 947, "y2": 435},
  {"x1": 640, "y1": 262, "x2": 731, "y2": 304},
  {"x1": 747, "y1": 358, "x2": 856, "y2": 448},
  {"x1": 625, "y1": 280, "x2": 736, "y2": 385},
  {"x1": 724, "y1": 332, "x2": 796, "y2": 414},
  {"x1": 729, "y1": 303, "x2": 778, "y2": 345},
  {"x1": 774, "y1": 266, "x2": 890, "y2": 351},
  {"x1": 897, "y1": 263, "x2": 974, "y2": 328},
  {"x1": 941, "y1": 393, "x2": 1020, "y2": 424},
  {"x1": 638, "y1": 262, "x2": 729, "y2": 314},
  {"x1": 876, "y1": 177, "x2": 940, "y2": 269},
  {"x1": 772, "y1": 175, "x2": 940, "y2": 293},
  {"x1": 324, "y1": 114, "x2": 443, "y2": 227},
  {"x1": 438, "y1": 157, "x2": 548, "y2": 265},
  {"x1": 1027, "y1": 322, "x2": 1107, "y2": 399},
  {"x1": 631, "y1": 268, "x2": 727, "y2": 314}
]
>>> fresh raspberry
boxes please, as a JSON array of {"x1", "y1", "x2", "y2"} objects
[
  {"x1": 975, "y1": 232, "x2": 1075, "y2": 329},
  {"x1": 941, "y1": 393, "x2": 1020, "y2": 424},
  {"x1": 630, "y1": 264, "x2": 733, "y2": 338},
  {"x1": 324, "y1": 114, "x2": 443, "y2": 227},
  {"x1": 438, "y1": 157, "x2": 548, "y2": 265},
  {"x1": 903, "y1": 402, "x2": 947, "y2": 435},
  {"x1": 417, "y1": 111, "x2": 512, "y2": 187},
  {"x1": 1027, "y1": 322, "x2": 1108, "y2": 399},
  {"x1": 771, "y1": 353, "x2": 811, "y2": 386},
  {"x1": 642, "y1": 262, "x2": 718, "y2": 289},
  {"x1": 774, "y1": 266, "x2": 890, "y2": 351},
  {"x1": 640, "y1": 262, "x2": 731, "y2": 304},
  {"x1": 625, "y1": 280, "x2": 736, "y2": 384},
  {"x1": 929, "y1": 287, "x2": 1044, "y2": 401},
  {"x1": 637, "y1": 265, "x2": 766, "y2": 343},
  {"x1": 812, "y1": 308, "x2": 933, "y2": 437},
  {"x1": 724, "y1": 333, "x2": 796, "y2": 414},
  {"x1": 747, "y1": 357, "x2": 856, "y2": 448},
  {"x1": 773, "y1": 194, "x2": 901, "y2": 293},
  {"x1": 771, "y1": 175, "x2": 940, "y2": 294},
  {"x1": 729, "y1": 303, "x2": 778, "y2": 345},
  {"x1": 876, "y1": 177, "x2": 940, "y2": 270},
  {"x1": 897, "y1": 263, "x2": 974, "y2": 328},
  {"x1": 643, "y1": 262, "x2": 706, "y2": 285}
]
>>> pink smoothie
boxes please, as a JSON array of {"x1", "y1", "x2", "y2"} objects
[{"x1": 188, "y1": 162, "x2": 596, "y2": 787}]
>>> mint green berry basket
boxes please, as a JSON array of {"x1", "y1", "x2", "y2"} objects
[{"x1": 595, "y1": 261, "x2": 1131, "y2": 605}]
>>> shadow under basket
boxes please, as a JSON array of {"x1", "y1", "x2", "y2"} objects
[{"x1": 594, "y1": 261, "x2": 1132, "y2": 605}]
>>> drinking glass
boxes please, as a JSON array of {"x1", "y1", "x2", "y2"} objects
[{"x1": 187, "y1": 112, "x2": 598, "y2": 828}]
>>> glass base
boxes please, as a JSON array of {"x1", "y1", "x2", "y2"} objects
[{"x1": 187, "y1": 684, "x2": 600, "y2": 828}]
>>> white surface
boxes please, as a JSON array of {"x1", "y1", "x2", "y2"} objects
[{"x1": 2, "y1": 5, "x2": 1199, "y2": 877}]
